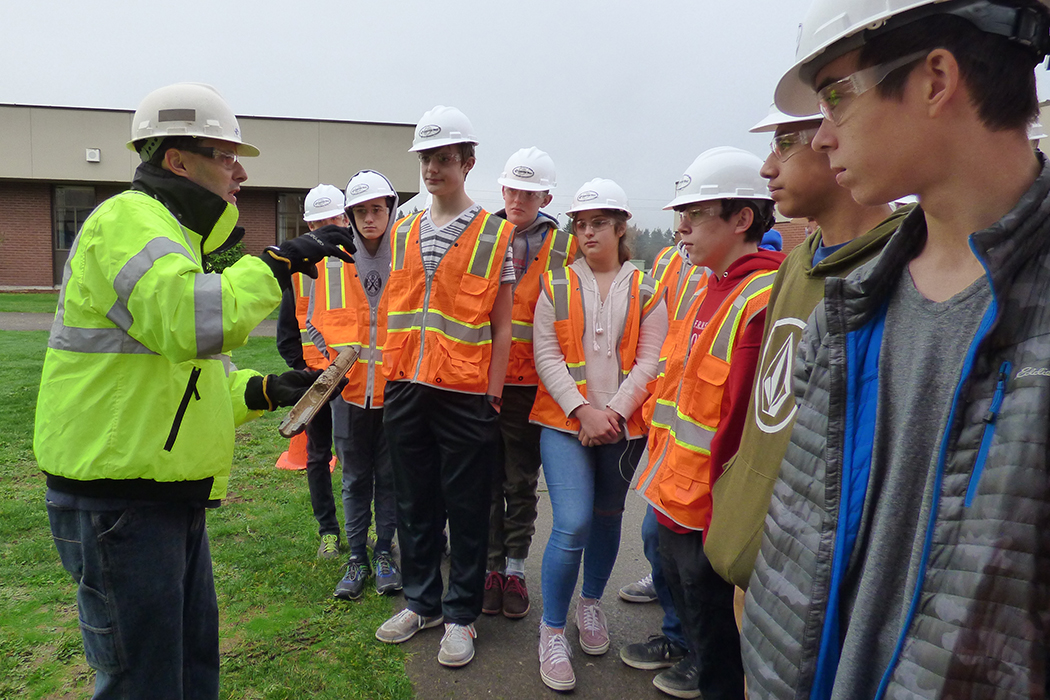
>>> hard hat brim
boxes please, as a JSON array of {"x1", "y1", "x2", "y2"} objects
[
  {"x1": 408, "y1": 137, "x2": 479, "y2": 153},
  {"x1": 774, "y1": 63, "x2": 822, "y2": 118},
  {"x1": 125, "y1": 137, "x2": 260, "y2": 158},
  {"x1": 566, "y1": 202, "x2": 632, "y2": 219},
  {"x1": 749, "y1": 109, "x2": 822, "y2": 133},
  {"x1": 496, "y1": 177, "x2": 551, "y2": 192},
  {"x1": 304, "y1": 209, "x2": 346, "y2": 222},
  {"x1": 663, "y1": 192, "x2": 774, "y2": 211}
]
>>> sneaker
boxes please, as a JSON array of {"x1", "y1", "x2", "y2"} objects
[
  {"x1": 539, "y1": 623, "x2": 575, "y2": 691},
  {"x1": 317, "y1": 533, "x2": 340, "y2": 560},
  {"x1": 375, "y1": 608, "x2": 443, "y2": 644},
  {"x1": 574, "y1": 597, "x2": 610, "y2": 655},
  {"x1": 482, "y1": 571, "x2": 504, "y2": 615},
  {"x1": 373, "y1": 551, "x2": 402, "y2": 595},
  {"x1": 333, "y1": 556, "x2": 371, "y2": 600},
  {"x1": 618, "y1": 572, "x2": 658, "y2": 603},
  {"x1": 502, "y1": 574, "x2": 530, "y2": 619},
  {"x1": 653, "y1": 658, "x2": 701, "y2": 699},
  {"x1": 619, "y1": 634, "x2": 688, "y2": 670},
  {"x1": 437, "y1": 623, "x2": 476, "y2": 667}
]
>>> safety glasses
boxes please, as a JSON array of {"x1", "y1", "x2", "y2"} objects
[
  {"x1": 770, "y1": 128, "x2": 819, "y2": 161},
  {"x1": 816, "y1": 51, "x2": 928, "y2": 125}
]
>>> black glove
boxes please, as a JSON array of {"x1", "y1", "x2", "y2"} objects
[
  {"x1": 245, "y1": 369, "x2": 321, "y2": 411},
  {"x1": 260, "y1": 225, "x2": 356, "y2": 283}
]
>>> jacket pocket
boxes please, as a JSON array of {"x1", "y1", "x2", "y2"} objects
[
  {"x1": 165, "y1": 367, "x2": 202, "y2": 451},
  {"x1": 455, "y1": 273, "x2": 492, "y2": 323},
  {"x1": 966, "y1": 361, "x2": 1010, "y2": 507}
]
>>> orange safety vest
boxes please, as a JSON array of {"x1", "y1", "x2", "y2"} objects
[
  {"x1": 292, "y1": 273, "x2": 326, "y2": 370},
  {"x1": 650, "y1": 246, "x2": 708, "y2": 323},
  {"x1": 306, "y1": 254, "x2": 388, "y2": 408},
  {"x1": 529, "y1": 265, "x2": 661, "y2": 439},
  {"x1": 635, "y1": 269, "x2": 777, "y2": 530},
  {"x1": 383, "y1": 209, "x2": 513, "y2": 394},
  {"x1": 506, "y1": 224, "x2": 578, "y2": 386}
]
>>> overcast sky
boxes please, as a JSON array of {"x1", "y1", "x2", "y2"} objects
[{"x1": 5, "y1": 1, "x2": 1050, "y2": 228}]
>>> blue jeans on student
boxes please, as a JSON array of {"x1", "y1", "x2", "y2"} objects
[
  {"x1": 643, "y1": 504, "x2": 689, "y2": 649},
  {"x1": 46, "y1": 498, "x2": 219, "y2": 700},
  {"x1": 539, "y1": 428, "x2": 645, "y2": 629}
]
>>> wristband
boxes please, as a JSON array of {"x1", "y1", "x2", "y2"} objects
[{"x1": 486, "y1": 394, "x2": 503, "y2": 408}]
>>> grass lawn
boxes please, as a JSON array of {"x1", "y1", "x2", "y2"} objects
[
  {"x1": 0, "y1": 293, "x2": 59, "y2": 314},
  {"x1": 0, "y1": 332, "x2": 411, "y2": 699}
]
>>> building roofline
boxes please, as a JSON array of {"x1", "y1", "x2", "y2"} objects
[{"x1": 0, "y1": 101, "x2": 414, "y2": 129}]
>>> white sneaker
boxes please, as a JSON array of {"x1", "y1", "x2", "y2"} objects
[
  {"x1": 438, "y1": 623, "x2": 476, "y2": 667},
  {"x1": 539, "y1": 623, "x2": 576, "y2": 691},
  {"x1": 575, "y1": 597, "x2": 610, "y2": 655},
  {"x1": 375, "y1": 608, "x2": 443, "y2": 644}
]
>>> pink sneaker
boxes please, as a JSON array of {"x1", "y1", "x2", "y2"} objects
[
  {"x1": 575, "y1": 597, "x2": 609, "y2": 655},
  {"x1": 539, "y1": 623, "x2": 575, "y2": 691}
]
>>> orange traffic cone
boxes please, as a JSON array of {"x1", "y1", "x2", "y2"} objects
[{"x1": 275, "y1": 432, "x2": 338, "y2": 472}]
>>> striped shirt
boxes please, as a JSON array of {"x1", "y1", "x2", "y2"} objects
[{"x1": 420, "y1": 204, "x2": 515, "y2": 283}]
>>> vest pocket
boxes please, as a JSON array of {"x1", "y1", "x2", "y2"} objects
[
  {"x1": 455, "y1": 273, "x2": 492, "y2": 322},
  {"x1": 689, "y1": 353, "x2": 730, "y2": 426}
]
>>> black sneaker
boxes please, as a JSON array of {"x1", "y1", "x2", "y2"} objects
[
  {"x1": 653, "y1": 658, "x2": 701, "y2": 699},
  {"x1": 619, "y1": 634, "x2": 688, "y2": 670},
  {"x1": 374, "y1": 551, "x2": 402, "y2": 595},
  {"x1": 334, "y1": 556, "x2": 371, "y2": 600}
]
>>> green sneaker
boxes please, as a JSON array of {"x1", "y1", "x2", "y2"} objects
[{"x1": 317, "y1": 533, "x2": 340, "y2": 560}]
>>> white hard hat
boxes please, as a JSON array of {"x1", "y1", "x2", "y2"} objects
[
  {"x1": 345, "y1": 170, "x2": 397, "y2": 208},
  {"x1": 775, "y1": 0, "x2": 1050, "y2": 116},
  {"x1": 304, "y1": 184, "x2": 346, "y2": 222},
  {"x1": 664, "y1": 147, "x2": 772, "y2": 211},
  {"x1": 1029, "y1": 122, "x2": 1048, "y2": 140},
  {"x1": 750, "y1": 103, "x2": 822, "y2": 133},
  {"x1": 126, "y1": 82, "x2": 259, "y2": 156},
  {"x1": 497, "y1": 147, "x2": 556, "y2": 191},
  {"x1": 409, "y1": 105, "x2": 478, "y2": 152},
  {"x1": 566, "y1": 178, "x2": 632, "y2": 219}
]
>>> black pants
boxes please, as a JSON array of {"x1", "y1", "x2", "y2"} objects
[
  {"x1": 488, "y1": 385, "x2": 543, "y2": 571},
  {"x1": 305, "y1": 402, "x2": 338, "y2": 537},
  {"x1": 659, "y1": 524, "x2": 744, "y2": 700},
  {"x1": 332, "y1": 398, "x2": 396, "y2": 556},
  {"x1": 384, "y1": 382, "x2": 499, "y2": 625}
]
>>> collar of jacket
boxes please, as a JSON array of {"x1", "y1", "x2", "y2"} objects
[
  {"x1": 832, "y1": 154, "x2": 1050, "y2": 330},
  {"x1": 131, "y1": 162, "x2": 238, "y2": 254}
]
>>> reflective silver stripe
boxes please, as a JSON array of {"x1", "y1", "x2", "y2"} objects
[
  {"x1": 386, "y1": 310, "x2": 491, "y2": 344},
  {"x1": 511, "y1": 322, "x2": 533, "y2": 342},
  {"x1": 300, "y1": 329, "x2": 314, "y2": 346},
  {"x1": 676, "y1": 267, "x2": 705, "y2": 309},
  {"x1": 106, "y1": 302, "x2": 134, "y2": 332},
  {"x1": 468, "y1": 214, "x2": 506, "y2": 278},
  {"x1": 305, "y1": 319, "x2": 328, "y2": 358},
  {"x1": 709, "y1": 272, "x2": 775, "y2": 361},
  {"x1": 392, "y1": 215, "x2": 417, "y2": 272},
  {"x1": 194, "y1": 273, "x2": 224, "y2": 357},
  {"x1": 567, "y1": 364, "x2": 587, "y2": 384},
  {"x1": 638, "y1": 275, "x2": 659, "y2": 322},
  {"x1": 671, "y1": 412, "x2": 715, "y2": 453},
  {"x1": 656, "y1": 357, "x2": 667, "y2": 377},
  {"x1": 546, "y1": 226, "x2": 572, "y2": 270},
  {"x1": 325, "y1": 257, "x2": 344, "y2": 310},
  {"x1": 651, "y1": 401, "x2": 676, "y2": 427},
  {"x1": 49, "y1": 324, "x2": 157, "y2": 354},
  {"x1": 651, "y1": 248, "x2": 674, "y2": 281},
  {"x1": 548, "y1": 267, "x2": 571, "y2": 321},
  {"x1": 113, "y1": 238, "x2": 194, "y2": 304}
]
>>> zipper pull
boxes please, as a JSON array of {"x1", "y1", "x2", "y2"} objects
[{"x1": 984, "y1": 361, "x2": 1010, "y2": 423}]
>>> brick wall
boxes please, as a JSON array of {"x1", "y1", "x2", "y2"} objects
[
  {"x1": 237, "y1": 190, "x2": 277, "y2": 252},
  {"x1": 0, "y1": 182, "x2": 53, "y2": 287},
  {"x1": 776, "y1": 220, "x2": 812, "y2": 254}
]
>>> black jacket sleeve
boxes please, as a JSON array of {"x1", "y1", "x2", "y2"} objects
[{"x1": 275, "y1": 287, "x2": 308, "y2": 370}]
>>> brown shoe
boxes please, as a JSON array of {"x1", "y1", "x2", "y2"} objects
[
  {"x1": 482, "y1": 571, "x2": 504, "y2": 615},
  {"x1": 502, "y1": 573, "x2": 530, "y2": 618}
]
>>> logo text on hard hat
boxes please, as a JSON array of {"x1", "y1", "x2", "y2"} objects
[
  {"x1": 676, "y1": 175, "x2": 692, "y2": 191},
  {"x1": 577, "y1": 191, "x2": 598, "y2": 202},
  {"x1": 419, "y1": 125, "x2": 441, "y2": 138},
  {"x1": 313, "y1": 197, "x2": 332, "y2": 208},
  {"x1": 350, "y1": 184, "x2": 370, "y2": 196},
  {"x1": 512, "y1": 166, "x2": 535, "y2": 179}
]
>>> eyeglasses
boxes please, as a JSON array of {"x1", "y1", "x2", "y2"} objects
[
  {"x1": 179, "y1": 144, "x2": 240, "y2": 168},
  {"x1": 816, "y1": 51, "x2": 927, "y2": 125},
  {"x1": 417, "y1": 151, "x2": 462, "y2": 166},
  {"x1": 504, "y1": 188, "x2": 546, "y2": 202},
  {"x1": 572, "y1": 217, "x2": 613, "y2": 234},
  {"x1": 770, "y1": 128, "x2": 819, "y2": 161},
  {"x1": 676, "y1": 204, "x2": 720, "y2": 227}
]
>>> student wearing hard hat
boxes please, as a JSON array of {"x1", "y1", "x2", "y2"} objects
[
  {"x1": 309, "y1": 170, "x2": 402, "y2": 601},
  {"x1": 630, "y1": 148, "x2": 783, "y2": 700},
  {"x1": 482, "y1": 147, "x2": 577, "y2": 621},
  {"x1": 274, "y1": 184, "x2": 348, "y2": 561},
  {"x1": 704, "y1": 106, "x2": 905, "y2": 594},
  {"x1": 531, "y1": 179, "x2": 667, "y2": 692},
  {"x1": 374, "y1": 106, "x2": 514, "y2": 669},
  {"x1": 742, "y1": 1, "x2": 1050, "y2": 697},
  {"x1": 35, "y1": 83, "x2": 355, "y2": 698}
]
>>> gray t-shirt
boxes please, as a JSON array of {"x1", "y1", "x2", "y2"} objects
[{"x1": 831, "y1": 269, "x2": 992, "y2": 699}]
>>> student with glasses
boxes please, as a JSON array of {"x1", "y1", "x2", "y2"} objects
[
  {"x1": 743, "y1": 1, "x2": 1050, "y2": 697},
  {"x1": 529, "y1": 178, "x2": 667, "y2": 691}
]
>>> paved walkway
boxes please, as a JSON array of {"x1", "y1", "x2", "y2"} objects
[{"x1": 0, "y1": 312, "x2": 277, "y2": 337}]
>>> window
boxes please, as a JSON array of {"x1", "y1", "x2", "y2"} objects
[
  {"x1": 54, "y1": 186, "x2": 96, "y2": 251},
  {"x1": 277, "y1": 192, "x2": 306, "y2": 244}
]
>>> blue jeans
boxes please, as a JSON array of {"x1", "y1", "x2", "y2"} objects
[
  {"x1": 46, "y1": 499, "x2": 219, "y2": 700},
  {"x1": 643, "y1": 505, "x2": 688, "y2": 649},
  {"x1": 539, "y1": 429, "x2": 645, "y2": 629}
]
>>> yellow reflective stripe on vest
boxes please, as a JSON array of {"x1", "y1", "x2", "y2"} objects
[
  {"x1": 511, "y1": 320, "x2": 533, "y2": 342},
  {"x1": 709, "y1": 272, "x2": 776, "y2": 361},
  {"x1": 548, "y1": 267, "x2": 572, "y2": 321},
  {"x1": 638, "y1": 276, "x2": 659, "y2": 322},
  {"x1": 546, "y1": 226, "x2": 573, "y2": 271},
  {"x1": 676, "y1": 267, "x2": 706, "y2": 310},
  {"x1": 567, "y1": 362, "x2": 586, "y2": 384},
  {"x1": 300, "y1": 329, "x2": 315, "y2": 347},
  {"x1": 669, "y1": 408, "x2": 715, "y2": 454},
  {"x1": 651, "y1": 248, "x2": 675, "y2": 282},
  {"x1": 467, "y1": 213, "x2": 507, "y2": 278},
  {"x1": 391, "y1": 214, "x2": 419, "y2": 272},
  {"x1": 386, "y1": 309, "x2": 492, "y2": 345},
  {"x1": 651, "y1": 399, "x2": 676, "y2": 429},
  {"x1": 324, "y1": 257, "x2": 345, "y2": 310}
]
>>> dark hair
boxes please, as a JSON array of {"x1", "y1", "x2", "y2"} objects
[
  {"x1": 719, "y1": 199, "x2": 776, "y2": 243},
  {"x1": 456, "y1": 142, "x2": 476, "y2": 161},
  {"x1": 134, "y1": 135, "x2": 201, "y2": 166},
  {"x1": 857, "y1": 13, "x2": 1039, "y2": 131}
]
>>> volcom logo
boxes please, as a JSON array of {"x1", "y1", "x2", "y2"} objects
[{"x1": 754, "y1": 317, "x2": 806, "y2": 434}]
